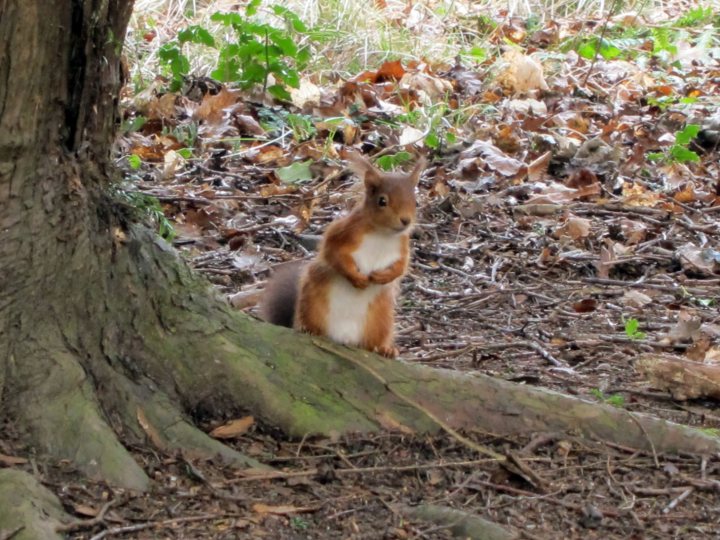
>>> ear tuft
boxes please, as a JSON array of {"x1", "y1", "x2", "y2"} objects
[
  {"x1": 409, "y1": 156, "x2": 426, "y2": 186},
  {"x1": 344, "y1": 150, "x2": 382, "y2": 189}
]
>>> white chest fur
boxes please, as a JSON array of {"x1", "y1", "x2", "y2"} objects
[
  {"x1": 325, "y1": 232, "x2": 403, "y2": 346},
  {"x1": 352, "y1": 232, "x2": 402, "y2": 275}
]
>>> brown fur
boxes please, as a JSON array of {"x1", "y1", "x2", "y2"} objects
[{"x1": 262, "y1": 152, "x2": 425, "y2": 358}]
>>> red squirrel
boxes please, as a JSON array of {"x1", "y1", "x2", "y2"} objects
[{"x1": 260, "y1": 152, "x2": 425, "y2": 358}]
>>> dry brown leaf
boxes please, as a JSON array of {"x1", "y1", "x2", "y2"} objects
[
  {"x1": 147, "y1": 92, "x2": 179, "y2": 120},
  {"x1": 375, "y1": 411, "x2": 415, "y2": 434},
  {"x1": 210, "y1": 416, "x2": 255, "y2": 439},
  {"x1": 290, "y1": 79, "x2": 322, "y2": 108},
  {"x1": 460, "y1": 140, "x2": 524, "y2": 176},
  {"x1": 0, "y1": 453, "x2": 28, "y2": 466},
  {"x1": 495, "y1": 49, "x2": 549, "y2": 94},
  {"x1": 661, "y1": 312, "x2": 703, "y2": 345},
  {"x1": 555, "y1": 216, "x2": 591, "y2": 241},
  {"x1": 676, "y1": 244, "x2": 720, "y2": 276},
  {"x1": 235, "y1": 114, "x2": 265, "y2": 136},
  {"x1": 596, "y1": 242, "x2": 616, "y2": 279},
  {"x1": 572, "y1": 298, "x2": 598, "y2": 313},
  {"x1": 527, "y1": 151, "x2": 551, "y2": 182},
  {"x1": 73, "y1": 504, "x2": 100, "y2": 518},
  {"x1": 622, "y1": 290, "x2": 653, "y2": 308},
  {"x1": 376, "y1": 59, "x2": 406, "y2": 81},
  {"x1": 136, "y1": 407, "x2": 165, "y2": 449},
  {"x1": 194, "y1": 88, "x2": 242, "y2": 123},
  {"x1": 620, "y1": 219, "x2": 647, "y2": 244}
]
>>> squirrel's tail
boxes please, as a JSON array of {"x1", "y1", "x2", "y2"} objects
[{"x1": 259, "y1": 261, "x2": 305, "y2": 328}]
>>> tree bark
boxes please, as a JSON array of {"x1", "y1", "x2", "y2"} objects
[{"x1": 1, "y1": 1, "x2": 720, "y2": 537}]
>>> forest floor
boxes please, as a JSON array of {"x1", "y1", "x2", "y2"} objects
[{"x1": 4, "y1": 2, "x2": 720, "y2": 538}]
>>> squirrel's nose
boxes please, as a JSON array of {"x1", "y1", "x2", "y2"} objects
[{"x1": 400, "y1": 217, "x2": 410, "y2": 227}]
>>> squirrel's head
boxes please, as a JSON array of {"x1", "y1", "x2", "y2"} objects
[{"x1": 345, "y1": 152, "x2": 425, "y2": 234}]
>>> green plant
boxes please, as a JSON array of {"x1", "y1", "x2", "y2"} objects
[
  {"x1": 376, "y1": 151, "x2": 412, "y2": 171},
  {"x1": 677, "y1": 6, "x2": 715, "y2": 27},
  {"x1": 290, "y1": 516, "x2": 309, "y2": 530},
  {"x1": 113, "y1": 188, "x2": 176, "y2": 241},
  {"x1": 159, "y1": 1, "x2": 311, "y2": 99},
  {"x1": 285, "y1": 113, "x2": 317, "y2": 141},
  {"x1": 590, "y1": 388, "x2": 625, "y2": 408},
  {"x1": 647, "y1": 124, "x2": 701, "y2": 164},
  {"x1": 623, "y1": 317, "x2": 646, "y2": 340},
  {"x1": 159, "y1": 25, "x2": 215, "y2": 91}
]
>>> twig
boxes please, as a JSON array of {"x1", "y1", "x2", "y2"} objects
[
  {"x1": 89, "y1": 514, "x2": 233, "y2": 540},
  {"x1": 56, "y1": 498, "x2": 120, "y2": 533},
  {"x1": 663, "y1": 488, "x2": 693, "y2": 514}
]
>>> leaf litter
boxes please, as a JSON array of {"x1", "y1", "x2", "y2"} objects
[{"x1": 9, "y1": 4, "x2": 720, "y2": 538}]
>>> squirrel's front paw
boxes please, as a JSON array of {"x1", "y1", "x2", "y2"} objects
[
  {"x1": 349, "y1": 274, "x2": 370, "y2": 289},
  {"x1": 369, "y1": 270, "x2": 396, "y2": 285}
]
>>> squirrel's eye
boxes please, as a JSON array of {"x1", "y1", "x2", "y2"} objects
[{"x1": 378, "y1": 195, "x2": 388, "y2": 207}]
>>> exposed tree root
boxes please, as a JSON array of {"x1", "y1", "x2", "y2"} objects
[
  {"x1": 9, "y1": 343, "x2": 149, "y2": 491},
  {"x1": 0, "y1": 470, "x2": 68, "y2": 540},
  {"x1": 398, "y1": 504, "x2": 518, "y2": 540}
]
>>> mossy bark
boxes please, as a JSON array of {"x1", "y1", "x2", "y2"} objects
[{"x1": 0, "y1": 470, "x2": 67, "y2": 540}]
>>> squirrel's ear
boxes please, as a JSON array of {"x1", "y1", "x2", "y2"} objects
[
  {"x1": 345, "y1": 151, "x2": 382, "y2": 189},
  {"x1": 409, "y1": 156, "x2": 426, "y2": 186}
]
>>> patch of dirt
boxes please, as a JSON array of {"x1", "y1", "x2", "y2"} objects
[{"x1": 3, "y1": 423, "x2": 719, "y2": 539}]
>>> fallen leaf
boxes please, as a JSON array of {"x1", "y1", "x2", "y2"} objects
[
  {"x1": 527, "y1": 151, "x2": 551, "y2": 182},
  {"x1": 460, "y1": 140, "x2": 524, "y2": 176},
  {"x1": 0, "y1": 453, "x2": 28, "y2": 466},
  {"x1": 210, "y1": 416, "x2": 255, "y2": 439},
  {"x1": 622, "y1": 290, "x2": 653, "y2": 308},
  {"x1": 495, "y1": 49, "x2": 549, "y2": 93},
  {"x1": 572, "y1": 298, "x2": 598, "y2": 313},
  {"x1": 137, "y1": 407, "x2": 166, "y2": 449},
  {"x1": 676, "y1": 244, "x2": 720, "y2": 276},
  {"x1": 73, "y1": 504, "x2": 99, "y2": 518},
  {"x1": 555, "y1": 216, "x2": 591, "y2": 241},
  {"x1": 276, "y1": 160, "x2": 314, "y2": 184}
]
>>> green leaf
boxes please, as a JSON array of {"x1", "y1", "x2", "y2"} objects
[
  {"x1": 376, "y1": 151, "x2": 412, "y2": 171},
  {"x1": 211, "y1": 12, "x2": 244, "y2": 26},
  {"x1": 246, "y1": 0, "x2": 262, "y2": 16},
  {"x1": 577, "y1": 40, "x2": 598, "y2": 59},
  {"x1": 267, "y1": 84, "x2": 292, "y2": 101},
  {"x1": 464, "y1": 45, "x2": 487, "y2": 62},
  {"x1": 605, "y1": 394, "x2": 625, "y2": 408},
  {"x1": 269, "y1": 33, "x2": 297, "y2": 57},
  {"x1": 625, "y1": 318, "x2": 639, "y2": 336},
  {"x1": 273, "y1": 6, "x2": 308, "y2": 32},
  {"x1": 178, "y1": 25, "x2": 215, "y2": 47},
  {"x1": 646, "y1": 152, "x2": 664, "y2": 162},
  {"x1": 669, "y1": 145, "x2": 700, "y2": 163},
  {"x1": 675, "y1": 124, "x2": 701, "y2": 145},
  {"x1": 177, "y1": 148, "x2": 193, "y2": 159},
  {"x1": 276, "y1": 160, "x2": 313, "y2": 184},
  {"x1": 128, "y1": 155, "x2": 142, "y2": 170},
  {"x1": 424, "y1": 132, "x2": 440, "y2": 149},
  {"x1": 123, "y1": 115, "x2": 147, "y2": 133}
]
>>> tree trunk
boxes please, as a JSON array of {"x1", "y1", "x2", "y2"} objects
[{"x1": 1, "y1": 2, "x2": 719, "y2": 537}]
